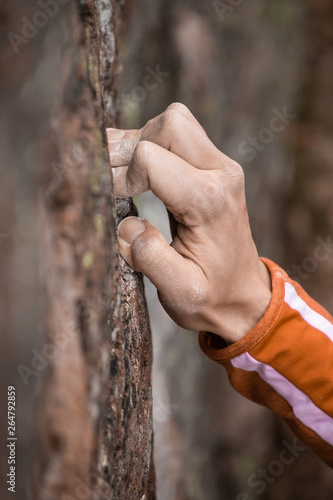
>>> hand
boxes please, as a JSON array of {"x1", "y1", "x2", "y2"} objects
[{"x1": 107, "y1": 103, "x2": 271, "y2": 344}]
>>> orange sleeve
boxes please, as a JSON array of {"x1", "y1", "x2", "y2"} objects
[{"x1": 198, "y1": 258, "x2": 333, "y2": 468}]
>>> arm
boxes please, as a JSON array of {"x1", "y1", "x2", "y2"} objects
[
  {"x1": 199, "y1": 258, "x2": 333, "y2": 467},
  {"x1": 107, "y1": 102, "x2": 333, "y2": 467}
]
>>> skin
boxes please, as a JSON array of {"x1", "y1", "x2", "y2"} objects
[{"x1": 107, "y1": 102, "x2": 271, "y2": 344}]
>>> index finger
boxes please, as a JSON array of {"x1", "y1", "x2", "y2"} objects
[
  {"x1": 107, "y1": 102, "x2": 229, "y2": 171},
  {"x1": 113, "y1": 140, "x2": 211, "y2": 227}
]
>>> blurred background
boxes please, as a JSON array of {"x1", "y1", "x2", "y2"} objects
[{"x1": 120, "y1": 0, "x2": 333, "y2": 498}]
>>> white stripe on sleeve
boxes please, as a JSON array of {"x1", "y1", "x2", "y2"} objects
[
  {"x1": 285, "y1": 282, "x2": 333, "y2": 343},
  {"x1": 231, "y1": 352, "x2": 333, "y2": 446}
]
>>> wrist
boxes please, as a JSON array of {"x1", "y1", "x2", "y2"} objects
[{"x1": 211, "y1": 259, "x2": 272, "y2": 344}]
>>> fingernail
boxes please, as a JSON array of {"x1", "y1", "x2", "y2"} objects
[
  {"x1": 118, "y1": 217, "x2": 146, "y2": 245},
  {"x1": 107, "y1": 128, "x2": 125, "y2": 141}
]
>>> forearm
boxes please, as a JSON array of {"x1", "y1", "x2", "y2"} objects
[{"x1": 199, "y1": 258, "x2": 333, "y2": 467}]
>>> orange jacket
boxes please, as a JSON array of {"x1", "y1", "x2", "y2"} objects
[{"x1": 199, "y1": 258, "x2": 333, "y2": 468}]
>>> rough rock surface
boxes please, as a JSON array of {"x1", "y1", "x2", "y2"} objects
[{"x1": 0, "y1": 1, "x2": 155, "y2": 499}]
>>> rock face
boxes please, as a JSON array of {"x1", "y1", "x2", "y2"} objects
[{"x1": 0, "y1": 1, "x2": 155, "y2": 500}]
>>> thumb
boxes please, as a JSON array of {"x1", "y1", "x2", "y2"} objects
[{"x1": 117, "y1": 216, "x2": 188, "y2": 292}]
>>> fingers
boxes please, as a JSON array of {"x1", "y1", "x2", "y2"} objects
[
  {"x1": 112, "y1": 165, "x2": 129, "y2": 197},
  {"x1": 140, "y1": 103, "x2": 223, "y2": 170},
  {"x1": 107, "y1": 102, "x2": 225, "y2": 171},
  {"x1": 117, "y1": 216, "x2": 207, "y2": 314},
  {"x1": 107, "y1": 129, "x2": 140, "y2": 167},
  {"x1": 113, "y1": 140, "x2": 204, "y2": 225},
  {"x1": 117, "y1": 217, "x2": 178, "y2": 282}
]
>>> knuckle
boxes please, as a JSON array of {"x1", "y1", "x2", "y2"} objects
[
  {"x1": 132, "y1": 231, "x2": 167, "y2": 268},
  {"x1": 159, "y1": 108, "x2": 184, "y2": 134},
  {"x1": 197, "y1": 176, "x2": 225, "y2": 211},
  {"x1": 203, "y1": 179, "x2": 223, "y2": 199},
  {"x1": 133, "y1": 140, "x2": 151, "y2": 164},
  {"x1": 166, "y1": 102, "x2": 190, "y2": 115},
  {"x1": 157, "y1": 103, "x2": 191, "y2": 142},
  {"x1": 226, "y1": 161, "x2": 245, "y2": 192},
  {"x1": 231, "y1": 161, "x2": 245, "y2": 185}
]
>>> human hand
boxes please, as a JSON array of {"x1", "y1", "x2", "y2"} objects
[{"x1": 107, "y1": 103, "x2": 271, "y2": 344}]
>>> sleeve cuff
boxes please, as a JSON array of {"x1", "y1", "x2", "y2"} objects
[{"x1": 198, "y1": 258, "x2": 287, "y2": 364}]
